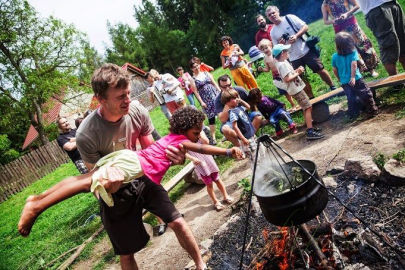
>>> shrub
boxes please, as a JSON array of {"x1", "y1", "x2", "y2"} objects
[
  {"x1": 392, "y1": 149, "x2": 405, "y2": 163},
  {"x1": 373, "y1": 152, "x2": 387, "y2": 170}
]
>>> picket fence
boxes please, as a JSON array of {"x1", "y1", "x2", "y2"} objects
[{"x1": 0, "y1": 140, "x2": 70, "y2": 203}]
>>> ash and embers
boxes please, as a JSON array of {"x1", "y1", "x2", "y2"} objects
[{"x1": 206, "y1": 174, "x2": 404, "y2": 270}]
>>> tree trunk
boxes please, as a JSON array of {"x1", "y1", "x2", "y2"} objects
[{"x1": 29, "y1": 101, "x2": 50, "y2": 146}]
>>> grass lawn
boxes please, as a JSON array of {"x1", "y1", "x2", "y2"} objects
[{"x1": 1, "y1": 4, "x2": 405, "y2": 269}]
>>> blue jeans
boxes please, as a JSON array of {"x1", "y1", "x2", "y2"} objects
[
  {"x1": 269, "y1": 107, "x2": 293, "y2": 132},
  {"x1": 187, "y1": 93, "x2": 196, "y2": 107},
  {"x1": 160, "y1": 104, "x2": 171, "y2": 120}
]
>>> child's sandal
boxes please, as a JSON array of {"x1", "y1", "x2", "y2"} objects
[
  {"x1": 214, "y1": 202, "x2": 225, "y2": 211},
  {"x1": 223, "y1": 197, "x2": 234, "y2": 204}
]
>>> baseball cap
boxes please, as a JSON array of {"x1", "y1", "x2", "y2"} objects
[{"x1": 272, "y1": 44, "x2": 291, "y2": 57}]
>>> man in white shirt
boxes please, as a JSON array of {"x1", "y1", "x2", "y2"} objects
[
  {"x1": 357, "y1": 0, "x2": 405, "y2": 76},
  {"x1": 266, "y1": 5, "x2": 336, "y2": 95},
  {"x1": 150, "y1": 69, "x2": 186, "y2": 113}
]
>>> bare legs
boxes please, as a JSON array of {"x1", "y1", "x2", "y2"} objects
[
  {"x1": 285, "y1": 93, "x2": 296, "y2": 108},
  {"x1": 383, "y1": 56, "x2": 405, "y2": 76},
  {"x1": 317, "y1": 68, "x2": 334, "y2": 88},
  {"x1": 120, "y1": 218, "x2": 205, "y2": 270},
  {"x1": 251, "y1": 114, "x2": 264, "y2": 131},
  {"x1": 168, "y1": 217, "x2": 205, "y2": 270},
  {"x1": 304, "y1": 107, "x2": 313, "y2": 129},
  {"x1": 120, "y1": 254, "x2": 138, "y2": 270},
  {"x1": 209, "y1": 124, "x2": 216, "y2": 143},
  {"x1": 222, "y1": 126, "x2": 240, "y2": 146},
  {"x1": 206, "y1": 179, "x2": 232, "y2": 206},
  {"x1": 18, "y1": 172, "x2": 93, "y2": 236}
]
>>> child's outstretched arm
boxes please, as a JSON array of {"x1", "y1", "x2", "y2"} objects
[{"x1": 182, "y1": 141, "x2": 243, "y2": 159}]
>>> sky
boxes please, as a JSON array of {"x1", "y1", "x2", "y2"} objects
[{"x1": 28, "y1": 0, "x2": 142, "y2": 54}]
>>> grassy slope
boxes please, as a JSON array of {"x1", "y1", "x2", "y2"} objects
[{"x1": 1, "y1": 3, "x2": 405, "y2": 268}]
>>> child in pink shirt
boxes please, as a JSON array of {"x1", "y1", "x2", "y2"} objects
[
  {"x1": 187, "y1": 132, "x2": 233, "y2": 211},
  {"x1": 18, "y1": 107, "x2": 243, "y2": 236}
]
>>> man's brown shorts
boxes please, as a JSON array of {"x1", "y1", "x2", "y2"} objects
[
  {"x1": 100, "y1": 176, "x2": 181, "y2": 255},
  {"x1": 291, "y1": 50, "x2": 324, "y2": 73}
]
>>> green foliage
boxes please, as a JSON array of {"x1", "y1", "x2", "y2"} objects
[
  {"x1": 238, "y1": 178, "x2": 251, "y2": 196},
  {"x1": 0, "y1": 162, "x2": 101, "y2": 270},
  {"x1": 44, "y1": 122, "x2": 59, "y2": 142},
  {"x1": 392, "y1": 149, "x2": 405, "y2": 163},
  {"x1": 0, "y1": 134, "x2": 20, "y2": 164},
  {"x1": 373, "y1": 152, "x2": 387, "y2": 170},
  {"x1": 0, "y1": 0, "x2": 101, "y2": 147}
]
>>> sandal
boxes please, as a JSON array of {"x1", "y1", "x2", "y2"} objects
[
  {"x1": 214, "y1": 202, "x2": 225, "y2": 211},
  {"x1": 223, "y1": 197, "x2": 234, "y2": 204}
]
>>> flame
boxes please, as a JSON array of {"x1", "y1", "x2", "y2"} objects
[
  {"x1": 272, "y1": 227, "x2": 289, "y2": 270},
  {"x1": 256, "y1": 261, "x2": 265, "y2": 270},
  {"x1": 262, "y1": 228, "x2": 270, "y2": 241}
]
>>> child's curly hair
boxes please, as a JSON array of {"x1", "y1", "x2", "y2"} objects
[{"x1": 169, "y1": 106, "x2": 206, "y2": 134}]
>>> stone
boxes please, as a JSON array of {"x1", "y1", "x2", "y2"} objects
[
  {"x1": 325, "y1": 165, "x2": 345, "y2": 175},
  {"x1": 347, "y1": 183, "x2": 355, "y2": 194},
  {"x1": 322, "y1": 176, "x2": 337, "y2": 188},
  {"x1": 143, "y1": 222, "x2": 153, "y2": 237},
  {"x1": 184, "y1": 170, "x2": 204, "y2": 185},
  {"x1": 344, "y1": 156, "x2": 381, "y2": 182},
  {"x1": 200, "y1": 239, "x2": 213, "y2": 251},
  {"x1": 382, "y1": 159, "x2": 405, "y2": 186}
]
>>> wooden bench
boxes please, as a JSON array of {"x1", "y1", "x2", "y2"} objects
[
  {"x1": 288, "y1": 73, "x2": 405, "y2": 122},
  {"x1": 162, "y1": 162, "x2": 195, "y2": 192}
]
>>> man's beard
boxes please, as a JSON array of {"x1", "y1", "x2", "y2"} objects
[{"x1": 259, "y1": 22, "x2": 266, "y2": 29}]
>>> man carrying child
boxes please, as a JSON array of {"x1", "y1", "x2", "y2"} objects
[{"x1": 76, "y1": 64, "x2": 205, "y2": 270}]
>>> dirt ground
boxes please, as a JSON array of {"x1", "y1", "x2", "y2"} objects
[{"x1": 73, "y1": 102, "x2": 405, "y2": 270}]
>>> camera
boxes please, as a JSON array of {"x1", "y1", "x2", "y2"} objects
[{"x1": 282, "y1": 33, "x2": 290, "y2": 42}]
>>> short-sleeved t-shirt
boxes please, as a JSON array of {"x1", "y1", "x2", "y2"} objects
[
  {"x1": 76, "y1": 100, "x2": 154, "y2": 164},
  {"x1": 332, "y1": 51, "x2": 362, "y2": 84},
  {"x1": 357, "y1": 0, "x2": 390, "y2": 15},
  {"x1": 229, "y1": 106, "x2": 255, "y2": 139},
  {"x1": 155, "y1": 73, "x2": 184, "y2": 103},
  {"x1": 270, "y1": 15, "x2": 309, "y2": 61},
  {"x1": 255, "y1": 24, "x2": 273, "y2": 47},
  {"x1": 147, "y1": 85, "x2": 165, "y2": 105},
  {"x1": 57, "y1": 129, "x2": 82, "y2": 162},
  {"x1": 214, "y1": 86, "x2": 248, "y2": 114},
  {"x1": 275, "y1": 60, "x2": 306, "y2": 96}
]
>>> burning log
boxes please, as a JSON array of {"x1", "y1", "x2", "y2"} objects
[{"x1": 299, "y1": 224, "x2": 330, "y2": 269}]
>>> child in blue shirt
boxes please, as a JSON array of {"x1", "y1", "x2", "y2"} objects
[
  {"x1": 220, "y1": 89, "x2": 255, "y2": 146},
  {"x1": 332, "y1": 32, "x2": 378, "y2": 119}
]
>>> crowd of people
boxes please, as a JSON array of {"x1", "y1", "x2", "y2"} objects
[{"x1": 18, "y1": 1, "x2": 404, "y2": 269}]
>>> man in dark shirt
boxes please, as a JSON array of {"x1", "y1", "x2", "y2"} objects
[{"x1": 56, "y1": 117, "x2": 88, "y2": 174}]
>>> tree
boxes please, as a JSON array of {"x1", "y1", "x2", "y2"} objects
[{"x1": 0, "y1": 0, "x2": 98, "y2": 146}]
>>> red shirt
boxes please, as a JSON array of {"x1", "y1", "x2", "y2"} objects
[{"x1": 255, "y1": 24, "x2": 273, "y2": 46}]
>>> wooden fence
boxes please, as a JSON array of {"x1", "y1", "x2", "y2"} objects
[{"x1": 0, "y1": 140, "x2": 70, "y2": 203}]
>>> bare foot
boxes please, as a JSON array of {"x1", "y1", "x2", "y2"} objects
[
  {"x1": 18, "y1": 200, "x2": 39, "y2": 236},
  {"x1": 26, "y1": 195, "x2": 40, "y2": 202}
]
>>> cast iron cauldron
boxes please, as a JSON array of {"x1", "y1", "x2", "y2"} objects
[{"x1": 253, "y1": 160, "x2": 328, "y2": 226}]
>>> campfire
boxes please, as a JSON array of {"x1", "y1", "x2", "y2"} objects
[{"x1": 206, "y1": 135, "x2": 404, "y2": 270}]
